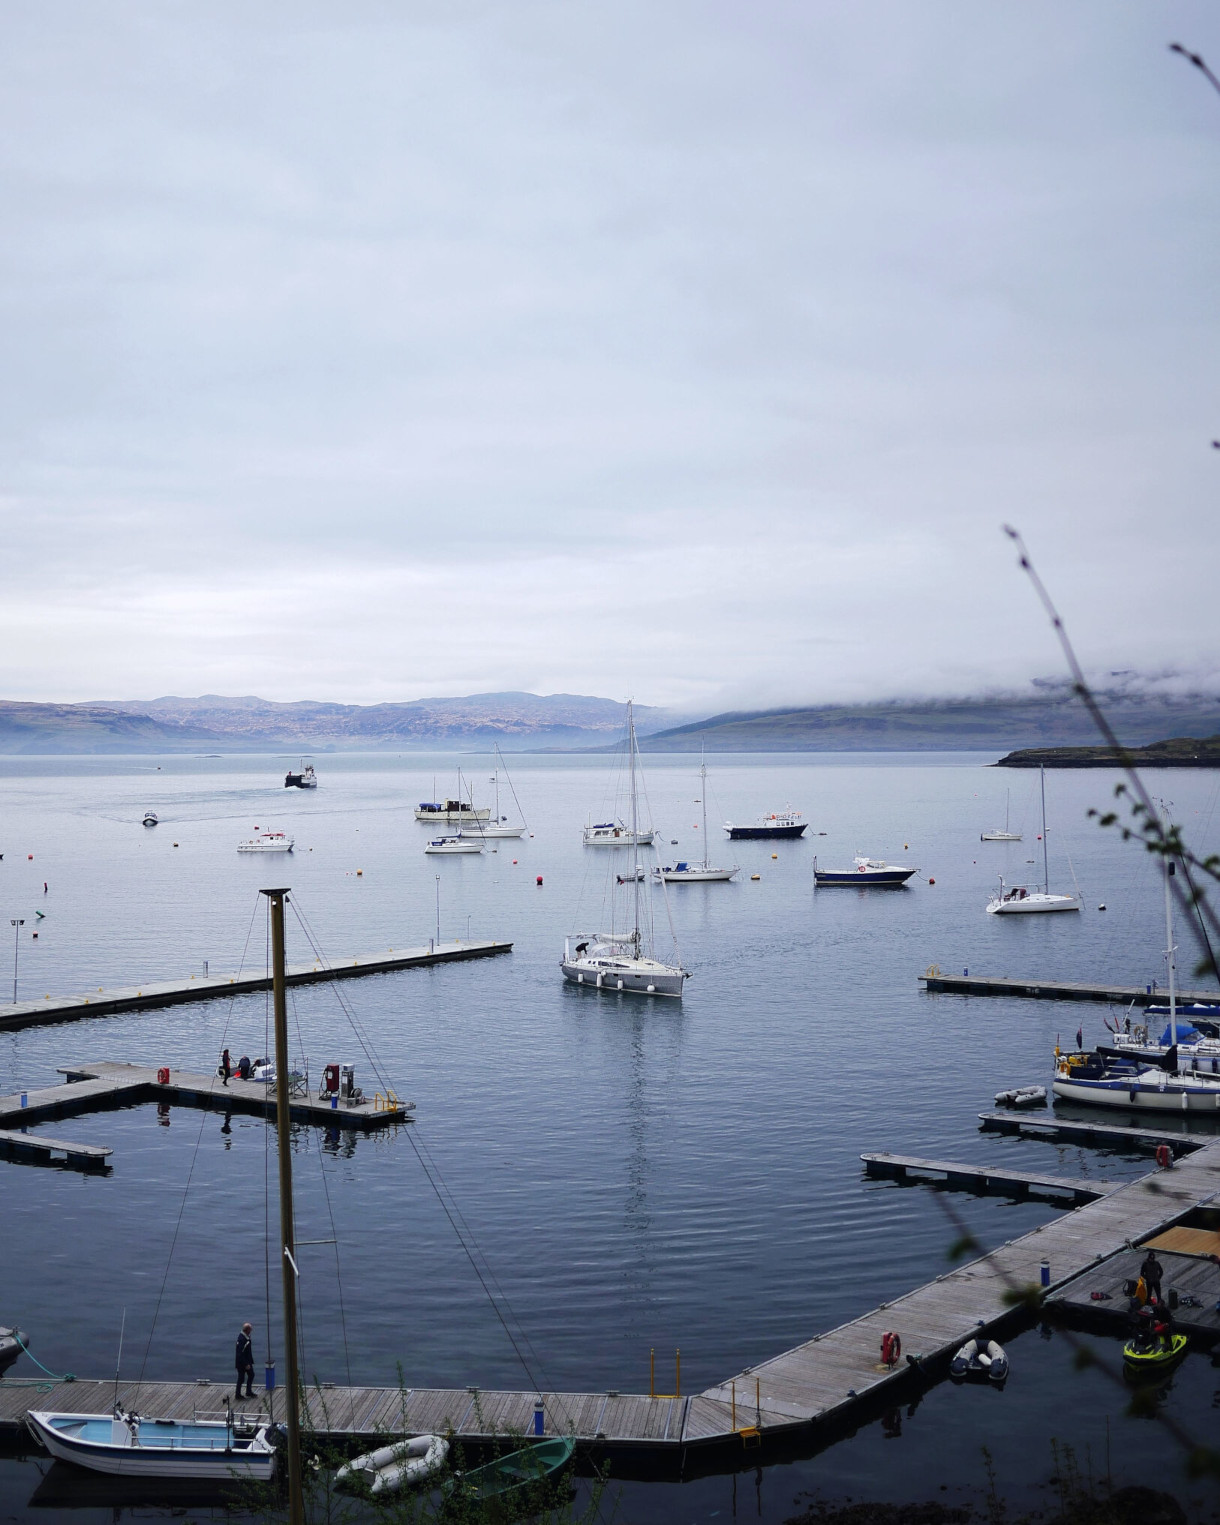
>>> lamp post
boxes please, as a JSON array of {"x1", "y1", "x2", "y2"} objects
[
  {"x1": 11, "y1": 919, "x2": 24, "y2": 1004},
  {"x1": 435, "y1": 876, "x2": 441, "y2": 945}
]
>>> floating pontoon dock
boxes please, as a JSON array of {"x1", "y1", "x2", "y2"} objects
[
  {"x1": 978, "y1": 1111, "x2": 1212, "y2": 1154},
  {"x1": 0, "y1": 1062, "x2": 409, "y2": 1133},
  {"x1": 861, "y1": 1151, "x2": 1115, "y2": 1205},
  {"x1": 6, "y1": 1133, "x2": 1220, "y2": 1465},
  {"x1": 0, "y1": 939, "x2": 512, "y2": 1032},
  {"x1": 920, "y1": 971, "x2": 1219, "y2": 1005}
]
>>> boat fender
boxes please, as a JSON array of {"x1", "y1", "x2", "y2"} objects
[
  {"x1": 1168, "y1": 1286, "x2": 1179, "y2": 1309},
  {"x1": 880, "y1": 1331, "x2": 901, "y2": 1368}
]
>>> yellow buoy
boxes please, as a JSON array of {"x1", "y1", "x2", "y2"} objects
[
  {"x1": 750, "y1": 873, "x2": 761, "y2": 881},
  {"x1": 771, "y1": 853, "x2": 778, "y2": 859}
]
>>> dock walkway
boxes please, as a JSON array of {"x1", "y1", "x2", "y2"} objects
[
  {"x1": 921, "y1": 972, "x2": 1219, "y2": 1006},
  {"x1": 6, "y1": 1137, "x2": 1220, "y2": 1459},
  {"x1": 978, "y1": 1111, "x2": 1211, "y2": 1155},
  {"x1": 0, "y1": 1062, "x2": 410, "y2": 1133},
  {"x1": 0, "y1": 939, "x2": 511, "y2": 1032},
  {"x1": 861, "y1": 1151, "x2": 1115, "y2": 1205}
]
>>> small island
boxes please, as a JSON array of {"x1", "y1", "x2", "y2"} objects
[{"x1": 995, "y1": 735, "x2": 1220, "y2": 768}]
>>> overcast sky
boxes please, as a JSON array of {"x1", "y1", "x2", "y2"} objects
[{"x1": 2, "y1": 2, "x2": 1218, "y2": 713}]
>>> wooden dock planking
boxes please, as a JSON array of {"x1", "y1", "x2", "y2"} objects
[
  {"x1": 0, "y1": 1128, "x2": 112, "y2": 1166},
  {"x1": 977, "y1": 1111, "x2": 1211, "y2": 1153},
  {"x1": 0, "y1": 940, "x2": 512, "y2": 1033},
  {"x1": 920, "y1": 972, "x2": 1219, "y2": 1005},
  {"x1": 862, "y1": 1151, "x2": 1116, "y2": 1204},
  {"x1": 1050, "y1": 1248, "x2": 1220, "y2": 1339}
]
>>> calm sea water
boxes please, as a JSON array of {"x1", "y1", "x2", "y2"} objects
[{"x1": 1, "y1": 751, "x2": 1219, "y2": 1521}]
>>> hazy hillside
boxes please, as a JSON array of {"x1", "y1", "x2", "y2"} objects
[
  {"x1": 635, "y1": 689, "x2": 1220, "y2": 753},
  {"x1": 0, "y1": 692, "x2": 670, "y2": 753}
]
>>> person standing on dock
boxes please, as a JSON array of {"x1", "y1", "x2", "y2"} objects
[
  {"x1": 1140, "y1": 1248, "x2": 1164, "y2": 1305},
  {"x1": 219, "y1": 1049, "x2": 231, "y2": 1088},
  {"x1": 235, "y1": 1322, "x2": 255, "y2": 1399}
]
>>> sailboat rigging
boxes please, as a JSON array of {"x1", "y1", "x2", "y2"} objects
[
  {"x1": 986, "y1": 767, "x2": 1080, "y2": 915},
  {"x1": 654, "y1": 754, "x2": 737, "y2": 882},
  {"x1": 563, "y1": 702, "x2": 688, "y2": 996},
  {"x1": 459, "y1": 746, "x2": 528, "y2": 839}
]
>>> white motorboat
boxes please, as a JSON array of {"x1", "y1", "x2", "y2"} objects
[
  {"x1": 26, "y1": 1407, "x2": 278, "y2": 1481},
  {"x1": 336, "y1": 1433, "x2": 449, "y2": 1494},
  {"x1": 986, "y1": 768, "x2": 1079, "y2": 914},
  {"x1": 237, "y1": 832, "x2": 295, "y2": 853},
  {"x1": 141, "y1": 811, "x2": 158, "y2": 827},
  {"x1": 459, "y1": 749, "x2": 527, "y2": 838},
  {"x1": 654, "y1": 756, "x2": 737, "y2": 883},
  {"x1": 813, "y1": 856, "x2": 916, "y2": 887},
  {"x1": 284, "y1": 761, "x2": 317, "y2": 789},
  {"x1": 563, "y1": 702, "x2": 687, "y2": 998},
  {"x1": 980, "y1": 788, "x2": 1022, "y2": 842},
  {"x1": 424, "y1": 837, "x2": 483, "y2": 855},
  {"x1": 583, "y1": 821, "x2": 655, "y2": 847}
]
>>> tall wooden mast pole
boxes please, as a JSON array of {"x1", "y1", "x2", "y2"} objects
[{"x1": 263, "y1": 888, "x2": 304, "y2": 1525}]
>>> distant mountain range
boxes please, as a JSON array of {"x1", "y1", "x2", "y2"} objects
[
  {"x1": 0, "y1": 693, "x2": 671, "y2": 754},
  {"x1": 5, "y1": 682, "x2": 1220, "y2": 755},
  {"x1": 633, "y1": 687, "x2": 1220, "y2": 753}
]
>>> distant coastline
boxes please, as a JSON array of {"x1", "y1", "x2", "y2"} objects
[{"x1": 995, "y1": 735, "x2": 1220, "y2": 769}]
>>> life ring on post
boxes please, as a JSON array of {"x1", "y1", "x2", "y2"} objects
[{"x1": 880, "y1": 1331, "x2": 901, "y2": 1368}]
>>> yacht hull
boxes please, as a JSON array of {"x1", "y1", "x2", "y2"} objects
[
  {"x1": 1053, "y1": 1075, "x2": 1220, "y2": 1111},
  {"x1": 654, "y1": 866, "x2": 737, "y2": 882},
  {"x1": 458, "y1": 825, "x2": 525, "y2": 839},
  {"x1": 987, "y1": 894, "x2": 1079, "y2": 914},
  {"x1": 561, "y1": 960, "x2": 685, "y2": 997},
  {"x1": 814, "y1": 868, "x2": 914, "y2": 886},
  {"x1": 726, "y1": 823, "x2": 806, "y2": 840}
]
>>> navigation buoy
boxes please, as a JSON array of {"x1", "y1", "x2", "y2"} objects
[{"x1": 536, "y1": 875, "x2": 543, "y2": 886}]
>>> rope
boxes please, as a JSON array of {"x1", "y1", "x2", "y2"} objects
[
  {"x1": 136, "y1": 894, "x2": 263, "y2": 1390},
  {"x1": 10, "y1": 1332, "x2": 74, "y2": 1383}
]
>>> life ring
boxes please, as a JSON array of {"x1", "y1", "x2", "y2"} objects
[{"x1": 880, "y1": 1331, "x2": 901, "y2": 1367}]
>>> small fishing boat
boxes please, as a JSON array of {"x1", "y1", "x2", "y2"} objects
[
  {"x1": 813, "y1": 856, "x2": 915, "y2": 887},
  {"x1": 583, "y1": 820, "x2": 655, "y2": 847},
  {"x1": 447, "y1": 1436, "x2": 574, "y2": 1505},
  {"x1": 284, "y1": 762, "x2": 317, "y2": 789},
  {"x1": 980, "y1": 789, "x2": 1022, "y2": 842},
  {"x1": 237, "y1": 832, "x2": 294, "y2": 853},
  {"x1": 1123, "y1": 1331, "x2": 1188, "y2": 1377},
  {"x1": 26, "y1": 1407, "x2": 279, "y2": 1480},
  {"x1": 725, "y1": 809, "x2": 806, "y2": 840},
  {"x1": 985, "y1": 768, "x2": 1079, "y2": 914},
  {"x1": 335, "y1": 1433, "x2": 449, "y2": 1494},
  {"x1": 415, "y1": 773, "x2": 490, "y2": 824},
  {"x1": 949, "y1": 1337, "x2": 1009, "y2": 1384},
  {"x1": 0, "y1": 1325, "x2": 29, "y2": 1374},
  {"x1": 141, "y1": 811, "x2": 158, "y2": 827},
  {"x1": 424, "y1": 837, "x2": 483, "y2": 855}
]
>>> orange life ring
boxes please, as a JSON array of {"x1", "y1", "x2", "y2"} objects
[{"x1": 880, "y1": 1331, "x2": 901, "y2": 1367}]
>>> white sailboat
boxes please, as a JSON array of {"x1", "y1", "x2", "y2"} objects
[
  {"x1": 562, "y1": 702, "x2": 688, "y2": 997},
  {"x1": 424, "y1": 837, "x2": 483, "y2": 855},
  {"x1": 459, "y1": 747, "x2": 527, "y2": 839},
  {"x1": 986, "y1": 767, "x2": 1079, "y2": 915},
  {"x1": 980, "y1": 789, "x2": 1022, "y2": 842},
  {"x1": 654, "y1": 756, "x2": 737, "y2": 883}
]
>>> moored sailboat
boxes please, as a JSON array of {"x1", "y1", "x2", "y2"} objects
[
  {"x1": 563, "y1": 702, "x2": 687, "y2": 997},
  {"x1": 986, "y1": 768, "x2": 1078, "y2": 914},
  {"x1": 654, "y1": 756, "x2": 737, "y2": 882}
]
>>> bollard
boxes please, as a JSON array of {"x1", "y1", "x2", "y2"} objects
[
  {"x1": 265, "y1": 1364, "x2": 276, "y2": 1393},
  {"x1": 19, "y1": 1092, "x2": 27, "y2": 1109},
  {"x1": 533, "y1": 1398, "x2": 544, "y2": 1436},
  {"x1": 963, "y1": 968, "x2": 968, "y2": 977},
  {"x1": 1040, "y1": 1259, "x2": 1050, "y2": 1288}
]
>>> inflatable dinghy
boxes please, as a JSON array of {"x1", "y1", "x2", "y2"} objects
[
  {"x1": 950, "y1": 1336, "x2": 1009, "y2": 1384},
  {"x1": 335, "y1": 1433, "x2": 449, "y2": 1494}
]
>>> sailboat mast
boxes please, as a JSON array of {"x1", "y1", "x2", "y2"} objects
[
  {"x1": 700, "y1": 753, "x2": 708, "y2": 871},
  {"x1": 1004, "y1": 788, "x2": 1010, "y2": 834},
  {"x1": 1160, "y1": 805, "x2": 1178, "y2": 1047},
  {"x1": 1040, "y1": 767, "x2": 1050, "y2": 894},
  {"x1": 263, "y1": 888, "x2": 304, "y2": 1525},
  {"x1": 628, "y1": 702, "x2": 640, "y2": 949}
]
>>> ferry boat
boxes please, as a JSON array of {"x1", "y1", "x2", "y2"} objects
[
  {"x1": 814, "y1": 856, "x2": 916, "y2": 887},
  {"x1": 725, "y1": 809, "x2": 806, "y2": 840},
  {"x1": 237, "y1": 832, "x2": 295, "y2": 853},
  {"x1": 284, "y1": 762, "x2": 317, "y2": 789}
]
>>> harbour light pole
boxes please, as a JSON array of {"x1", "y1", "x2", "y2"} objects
[
  {"x1": 11, "y1": 919, "x2": 23, "y2": 1003},
  {"x1": 435, "y1": 875, "x2": 441, "y2": 945}
]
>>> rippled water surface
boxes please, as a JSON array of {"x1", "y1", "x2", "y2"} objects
[{"x1": 2, "y1": 751, "x2": 1219, "y2": 1520}]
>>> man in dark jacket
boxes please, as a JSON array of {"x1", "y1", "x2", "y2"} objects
[
  {"x1": 235, "y1": 1322, "x2": 255, "y2": 1400},
  {"x1": 1139, "y1": 1248, "x2": 1164, "y2": 1304}
]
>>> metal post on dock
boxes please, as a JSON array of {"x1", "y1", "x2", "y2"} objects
[
  {"x1": 262, "y1": 888, "x2": 304, "y2": 1525},
  {"x1": 10, "y1": 920, "x2": 23, "y2": 1003}
]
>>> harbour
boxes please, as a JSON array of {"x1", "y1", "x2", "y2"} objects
[{"x1": 2, "y1": 752, "x2": 1219, "y2": 1518}]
